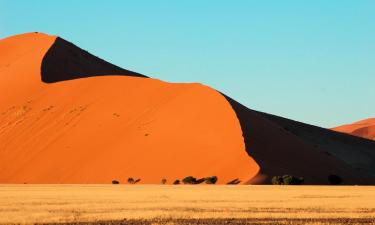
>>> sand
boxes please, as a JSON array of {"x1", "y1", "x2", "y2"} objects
[{"x1": 333, "y1": 118, "x2": 375, "y2": 141}]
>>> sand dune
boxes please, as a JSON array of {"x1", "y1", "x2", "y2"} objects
[
  {"x1": 0, "y1": 32, "x2": 374, "y2": 184},
  {"x1": 0, "y1": 33, "x2": 258, "y2": 184},
  {"x1": 333, "y1": 119, "x2": 375, "y2": 141}
]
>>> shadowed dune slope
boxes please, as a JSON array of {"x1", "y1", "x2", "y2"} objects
[
  {"x1": 0, "y1": 32, "x2": 258, "y2": 184},
  {"x1": 224, "y1": 96, "x2": 375, "y2": 184},
  {"x1": 1, "y1": 32, "x2": 374, "y2": 184},
  {"x1": 41, "y1": 37, "x2": 146, "y2": 83},
  {"x1": 333, "y1": 119, "x2": 375, "y2": 141}
]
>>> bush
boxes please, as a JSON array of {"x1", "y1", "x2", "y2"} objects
[
  {"x1": 127, "y1": 177, "x2": 135, "y2": 184},
  {"x1": 282, "y1": 175, "x2": 304, "y2": 185},
  {"x1": 271, "y1": 176, "x2": 283, "y2": 185},
  {"x1": 161, "y1": 178, "x2": 167, "y2": 184},
  {"x1": 328, "y1": 175, "x2": 342, "y2": 185},
  {"x1": 182, "y1": 176, "x2": 197, "y2": 184},
  {"x1": 134, "y1": 178, "x2": 141, "y2": 184},
  {"x1": 173, "y1": 179, "x2": 180, "y2": 185},
  {"x1": 205, "y1": 176, "x2": 218, "y2": 184},
  {"x1": 272, "y1": 175, "x2": 304, "y2": 185},
  {"x1": 226, "y1": 178, "x2": 241, "y2": 185},
  {"x1": 195, "y1": 178, "x2": 206, "y2": 184},
  {"x1": 112, "y1": 180, "x2": 120, "y2": 184}
]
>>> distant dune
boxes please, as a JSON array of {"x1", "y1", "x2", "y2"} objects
[
  {"x1": 333, "y1": 119, "x2": 375, "y2": 141},
  {"x1": 0, "y1": 32, "x2": 374, "y2": 184}
]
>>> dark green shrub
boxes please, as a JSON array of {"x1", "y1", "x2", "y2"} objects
[
  {"x1": 205, "y1": 176, "x2": 218, "y2": 184},
  {"x1": 282, "y1": 175, "x2": 304, "y2": 185},
  {"x1": 182, "y1": 176, "x2": 197, "y2": 184},
  {"x1": 112, "y1": 180, "x2": 120, "y2": 184},
  {"x1": 272, "y1": 175, "x2": 304, "y2": 185},
  {"x1": 328, "y1": 175, "x2": 342, "y2": 185},
  {"x1": 271, "y1": 176, "x2": 283, "y2": 185},
  {"x1": 173, "y1": 179, "x2": 180, "y2": 185},
  {"x1": 161, "y1": 178, "x2": 167, "y2": 184}
]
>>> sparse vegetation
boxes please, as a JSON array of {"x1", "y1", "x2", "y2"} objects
[
  {"x1": 272, "y1": 175, "x2": 304, "y2": 185},
  {"x1": 127, "y1": 178, "x2": 140, "y2": 184},
  {"x1": 195, "y1": 178, "x2": 206, "y2": 184},
  {"x1": 271, "y1": 176, "x2": 283, "y2": 185},
  {"x1": 328, "y1": 175, "x2": 342, "y2": 185},
  {"x1": 205, "y1": 176, "x2": 218, "y2": 184},
  {"x1": 173, "y1": 179, "x2": 180, "y2": 185},
  {"x1": 161, "y1": 178, "x2": 167, "y2": 184},
  {"x1": 182, "y1": 176, "x2": 197, "y2": 184},
  {"x1": 1, "y1": 185, "x2": 374, "y2": 224},
  {"x1": 226, "y1": 178, "x2": 241, "y2": 185},
  {"x1": 111, "y1": 180, "x2": 120, "y2": 184}
]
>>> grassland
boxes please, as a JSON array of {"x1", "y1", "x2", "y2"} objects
[{"x1": 0, "y1": 185, "x2": 374, "y2": 224}]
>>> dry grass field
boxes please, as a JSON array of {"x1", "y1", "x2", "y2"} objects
[{"x1": 0, "y1": 185, "x2": 374, "y2": 224}]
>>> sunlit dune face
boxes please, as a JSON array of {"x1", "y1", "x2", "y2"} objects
[
  {"x1": 332, "y1": 119, "x2": 375, "y2": 141},
  {"x1": 0, "y1": 33, "x2": 259, "y2": 184}
]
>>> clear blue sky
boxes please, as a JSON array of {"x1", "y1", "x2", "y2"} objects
[{"x1": 1, "y1": 0, "x2": 374, "y2": 128}]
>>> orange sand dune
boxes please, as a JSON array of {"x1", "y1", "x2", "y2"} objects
[
  {"x1": 1, "y1": 32, "x2": 375, "y2": 184},
  {"x1": 0, "y1": 33, "x2": 258, "y2": 184},
  {"x1": 333, "y1": 119, "x2": 375, "y2": 141}
]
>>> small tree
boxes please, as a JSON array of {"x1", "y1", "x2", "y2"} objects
[
  {"x1": 173, "y1": 179, "x2": 180, "y2": 185},
  {"x1": 127, "y1": 177, "x2": 135, "y2": 184},
  {"x1": 205, "y1": 176, "x2": 218, "y2": 184},
  {"x1": 112, "y1": 180, "x2": 120, "y2": 184},
  {"x1": 161, "y1": 178, "x2": 167, "y2": 184},
  {"x1": 182, "y1": 176, "x2": 197, "y2": 184},
  {"x1": 328, "y1": 175, "x2": 342, "y2": 185}
]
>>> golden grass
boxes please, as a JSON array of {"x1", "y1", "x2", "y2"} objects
[{"x1": 0, "y1": 185, "x2": 374, "y2": 224}]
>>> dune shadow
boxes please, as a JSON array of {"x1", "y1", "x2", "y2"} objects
[
  {"x1": 222, "y1": 93, "x2": 375, "y2": 184},
  {"x1": 41, "y1": 37, "x2": 147, "y2": 83}
]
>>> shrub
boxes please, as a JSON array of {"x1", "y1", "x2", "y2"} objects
[
  {"x1": 282, "y1": 175, "x2": 304, "y2": 185},
  {"x1": 173, "y1": 179, "x2": 180, "y2": 185},
  {"x1": 205, "y1": 176, "x2": 218, "y2": 184},
  {"x1": 195, "y1": 178, "x2": 206, "y2": 184},
  {"x1": 271, "y1": 176, "x2": 283, "y2": 185},
  {"x1": 272, "y1": 175, "x2": 304, "y2": 185},
  {"x1": 226, "y1": 178, "x2": 241, "y2": 185},
  {"x1": 127, "y1": 177, "x2": 135, "y2": 184},
  {"x1": 328, "y1": 175, "x2": 342, "y2": 185},
  {"x1": 182, "y1": 176, "x2": 197, "y2": 184},
  {"x1": 134, "y1": 179, "x2": 141, "y2": 184},
  {"x1": 161, "y1": 178, "x2": 167, "y2": 184},
  {"x1": 112, "y1": 180, "x2": 120, "y2": 184}
]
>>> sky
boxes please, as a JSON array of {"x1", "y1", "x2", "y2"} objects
[{"x1": 1, "y1": 0, "x2": 374, "y2": 128}]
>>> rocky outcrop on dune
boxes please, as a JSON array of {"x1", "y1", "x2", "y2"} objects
[{"x1": 0, "y1": 32, "x2": 374, "y2": 185}]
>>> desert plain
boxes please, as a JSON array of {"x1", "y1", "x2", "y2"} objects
[{"x1": 1, "y1": 185, "x2": 375, "y2": 225}]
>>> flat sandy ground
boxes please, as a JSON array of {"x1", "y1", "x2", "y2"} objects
[{"x1": 0, "y1": 185, "x2": 374, "y2": 224}]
